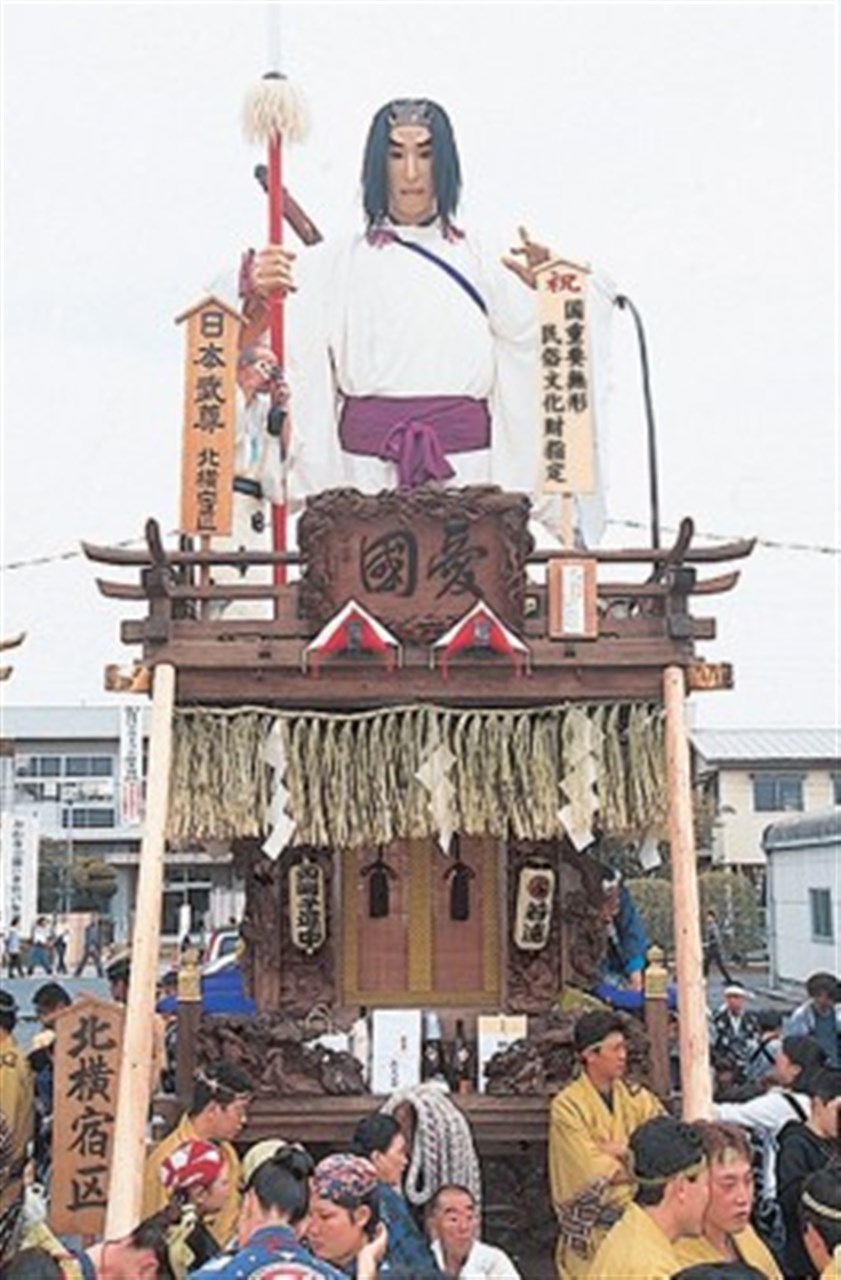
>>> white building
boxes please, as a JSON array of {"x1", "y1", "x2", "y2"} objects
[
  {"x1": 764, "y1": 807, "x2": 841, "y2": 986},
  {"x1": 0, "y1": 705, "x2": 243, "y2": 942},
  {"x1": 691, "y1": 728, "x2": 840, "y2": 872}
]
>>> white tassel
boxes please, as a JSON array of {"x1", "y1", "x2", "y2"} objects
[{"x1": 243, "y1": 74, "x2": 309, "y2": 145}]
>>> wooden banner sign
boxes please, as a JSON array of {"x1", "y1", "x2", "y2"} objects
[
  {"x1": 49, "y1": 995, "x2": 125, "y2": 1237},
  {"x1": 535, "y1": 259, "x2": 595, "y2": 496},
  {"x1": 176, "y1": 295, "x2": 241, "y2": 537}
]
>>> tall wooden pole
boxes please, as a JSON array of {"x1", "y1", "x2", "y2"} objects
[
  {"x1": 105, "y1": 663, "x2": 176, "y2": 1237},
  {"x1": 663, "y1": 664, "x2": 713, "y2": 1120}
]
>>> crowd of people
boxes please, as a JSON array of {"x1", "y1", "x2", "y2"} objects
[
  {"x1": 2, "y1": 962, "x2": 839, "y2": 1278},
  {"x1": 546, "y1": 984, "x2": 841, "y2": 1280},
  {"x1": 2, "y1": 917, "x2": 72, "y2": 978},
  {"x1": 1, "y1": 1032, "x2": 518, "y2": 1280},
  {"x1": 0, "y1": 914, "x2": 119, "y2": 980}
]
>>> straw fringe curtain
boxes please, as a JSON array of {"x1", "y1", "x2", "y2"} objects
[{"x1": 167, "y1": 703, "x2": 666, "y2": 849}]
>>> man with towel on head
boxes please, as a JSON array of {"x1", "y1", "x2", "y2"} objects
[{"x1": 548, "y1": 1008, "x2": 664, "y2": 1277}]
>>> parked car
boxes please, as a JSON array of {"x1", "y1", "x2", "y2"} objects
[{"x1": 204, "y1": 927, "x2": 241, "y2": 966}]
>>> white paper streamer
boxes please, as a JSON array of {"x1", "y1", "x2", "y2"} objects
[{"x1": 262, "y1": 721, "x2": 296, "y2": 860}]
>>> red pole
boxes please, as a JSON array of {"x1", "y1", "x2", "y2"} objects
[
  {"x1": 245, "y1": 71, "x2": 307, "y2": 589},
  {"x1": 267, "y1": 133, "x2": 287, "y2": 585}
]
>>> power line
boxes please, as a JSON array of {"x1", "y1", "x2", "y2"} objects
[
  {"x1": 1, "y1": 532, "x2": 179, "y2": 573},
  {"x1": 606, "y1": 520, "x2": 839, "y2": 557},
  {"x1": 1, "y1": 522, "x2": 838, "y2": 574}
]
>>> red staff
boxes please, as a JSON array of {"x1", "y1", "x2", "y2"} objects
[{"x1": 243, "y1": 70, "x2": 308, "y2": 585}]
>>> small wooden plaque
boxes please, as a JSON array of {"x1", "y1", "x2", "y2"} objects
[{"x1": 547, "y1": 557, "x2": 598, "y2": 639}]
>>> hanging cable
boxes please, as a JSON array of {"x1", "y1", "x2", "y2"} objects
[{"x1": 614, "y1": 293, "x2": 661, "y2": 551}]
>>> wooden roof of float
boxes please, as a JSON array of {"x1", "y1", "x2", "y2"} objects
[
  {"x1": 83, "y1": 486, "x2": 752, "y2": 716},
  {"x1": 83, "y1": 494, "x2": 752, "y2": 711}
]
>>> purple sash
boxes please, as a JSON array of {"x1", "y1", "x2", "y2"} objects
[{"x1": 339, "y1": 395, "x2": 491, "y2": 489}]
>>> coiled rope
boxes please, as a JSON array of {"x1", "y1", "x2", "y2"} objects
[{"x1": 382, "y1": 1081, "x2": 482, "y2": 1210}]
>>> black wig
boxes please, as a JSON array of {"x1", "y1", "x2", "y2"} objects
[{"x1": 361, "y1": 99, "x2": 462, "y2": 228}]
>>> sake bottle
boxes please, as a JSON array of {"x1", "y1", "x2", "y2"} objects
[
  {"x1": 449, "y1": 1018, "x2": 475, "y2": 1093},
  {"x1": 421, "y1": 1011, "x2": 447, "y2": 1082}
]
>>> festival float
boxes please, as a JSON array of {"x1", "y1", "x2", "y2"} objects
[{"x1": 78, "y1": 68, "x2": 754, "y2": 1249}]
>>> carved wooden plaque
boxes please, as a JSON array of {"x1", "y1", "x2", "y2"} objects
[{"x1": 298, "y1": 487, "x2": 533, "y2": 644}]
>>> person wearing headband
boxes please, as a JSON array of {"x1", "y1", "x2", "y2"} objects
[
  {"x1": 671, "y1": 1265, "x2": 769, "y2": 1279},
  {"x1": 590, "y1": 1115, "x2": 710, "y2": 1278},
  {"x1": 713, "y1": 1034, "x2": 826, "y2": 1214},
  {"x1": 672, "y1": 1122, "x2": 781, "y2": 1277},
  {"x1": 243, "y1": 98, "x2": 613, "y2": 547},
  {"x1": 776, "y1": 1066, "x2": 841, "y2": 1278},
  {"x1": 141, "y1": 1061, "x2": 254, "y2": 1248},
  {"x1": 800, "y1": 1167, "x2": 841, "y2": 1280},
  {"x1": 549, "y1": 1009, "x2": 664, "y2": 1277}
]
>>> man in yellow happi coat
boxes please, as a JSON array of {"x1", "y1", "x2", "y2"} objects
[
  {"x1": 800, "y1": 1168, "x2": 841, "y2": 1280},
  {"x1": 549, "y1": 1009, "x2": 664, "y2": 1276},
  {"x1": 673, "y1": 1121, "x2": 781, "y2": 1277},
  {"x1": 0, "y1": 991, "x2": 34, "y2": 1267},
  {"x1": 142, "y1": 1061, "x2": 253, "y2": 1247},
  {"x1": 589, "y1": 1114, "x2": 710, "y2": 1278}
]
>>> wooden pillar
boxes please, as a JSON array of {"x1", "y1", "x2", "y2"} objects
[
  {"x1": 175, "y1": 946, "x2": 202, "y2": 1109},
  {"x1": 644, "y1": 944, "x2": 672, "y2": 1101},
  {"x1": 105, "y1": 663, "x2": 176, "y2": 1237},
  {"x1": 663, "y1": 665, "x2": 713, "y2": 1120}
]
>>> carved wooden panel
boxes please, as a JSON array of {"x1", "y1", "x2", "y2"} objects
[
  {"x1": 558, "y1": 848, "x2": 609, "y2": 990},
  {"x1": 236, "y1": 838, "x2": 282, "y2": 1011},
  {"x1": 505, "y1": 841, "x2": 609, "y2": 1011},
  {"x1": 298, "y1": 487, "x2": 533, "y2": 644},
  {"x1": 238, "y1": 840, "x2": 337, "y2": 1017}
]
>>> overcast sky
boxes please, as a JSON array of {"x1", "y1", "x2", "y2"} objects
[{"x1": 1, "y1": 2, "x2": 837, "y2": 730}]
